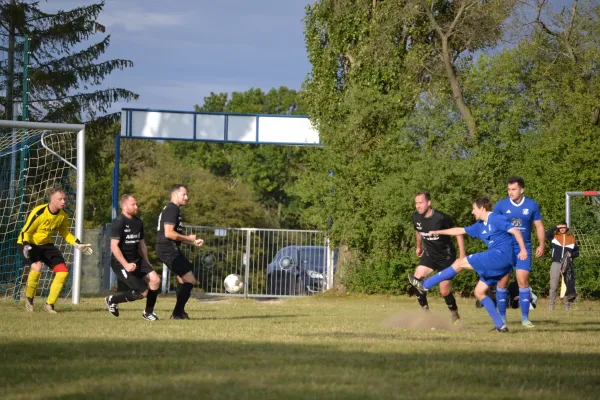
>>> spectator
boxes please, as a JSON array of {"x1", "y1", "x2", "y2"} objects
[{"x1": 545, "y1": 222, "x2": 579, "y2": 310}]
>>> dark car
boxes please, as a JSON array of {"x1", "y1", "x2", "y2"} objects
[{"x1": 266, "y1": 246, "x2": 338, "y2": 295}]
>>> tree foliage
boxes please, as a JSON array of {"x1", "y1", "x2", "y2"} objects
[
  {"x1": 0, "y1": 0, "x2": 138, "y2": 124},
  {"x1": 167, "y1": 87, "x2": 312, "y2": 227},
  {"x1": 300, "y1": 0, "x2": 600, "y2": 296}
]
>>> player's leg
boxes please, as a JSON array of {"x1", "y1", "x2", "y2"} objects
[
  {"x1": 141, "y1": 264, "x2": 161, "y2": 321},
  {"x1": 515, "y1": 268, "x2": 533, "y2": 326},
  {"x1": 514, "y1": 248, "x2": 534, "y2": 327},
  {"x1": 495, "y1": 272, "x2": 511, "y2": 322},
  {"x1": 18, "y1": 244, "x2": 42, "y2": 311},
  {"x1": 170, "y1": 253, "x2": 196, "y2": 319},
  {"x1": 409, "y1": 257, "x2": 472, "y2": 292},
  {"x1": 474, "y1": 279, "x2": 507, "y2": 332},
  {"x1": 439, "y1": 279, "x2": 460, "y2": 323},
  {"x1": 41, "y1": 245, "x2": 69, "y2": 313},
  {"x1": 105, "y1": 265, "x2": 147, "y2": 317},
  {"x1": 413, "y1": 264, "x2": 434, "y2": 310},
  {"x1": 548, "y1": 261, "x2": 561, "y2": 310}
]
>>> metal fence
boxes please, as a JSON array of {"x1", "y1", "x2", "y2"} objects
[{"x1": 162, "y1": 226, "x2": 335, "y2": 298}]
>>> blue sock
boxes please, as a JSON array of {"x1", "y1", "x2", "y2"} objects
[
  {"x1": 519, "y1": 287, "x2": 530, "y2": 321},
  {"x1": 423, "y1": 267, "x2": 457, "y2": 290},
  {"x1": 496, "y1": 286, "x2": 508, "y2": 321},
  {"x1": 481, "y1": 296, "x2": 505, "y2": 328}
]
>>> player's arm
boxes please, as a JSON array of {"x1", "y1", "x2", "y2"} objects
[
  {"x1": 508, "y1": 228, "x2": 528, "y2": 260},
  {"x1": 446, "y1": 215, "x2": 465, "y2": 258},
  {"x1": 164, "y1": 224, "x2": 197, "y2": 244},
  {"x1": 415, "y1": 232, "x2": 424, "y2": 257},
  {"x1": 161, "y1": 206, "x2": 201, "y2": 245},
  {"x1": 455, "y1": 234, "x2": 466, "y2": 259},
  {"x1": 430, "y1": 227, "x2": 466, "y2": 236},
  {"x1": 59, "y1": 214, "x2": 93, "y2": 255},
  {"x1": 534, "y1": 219, "x2": 546, "y2": 258},
  {"x1": 110, "y1": 239, "x2": 136, "y2": 272},
  {"x1": 139, "y1": 239, "x2": 151, "y2": 265},
  {"x1": 58, "y1": 216, "x2": 77, "y2": 244}
]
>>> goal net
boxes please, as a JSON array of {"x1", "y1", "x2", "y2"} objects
[
  {"x1": 0, "y1": 121, "x2": 85, "y2": 303},
  {"x1": 565, "y1": 192, "x2": 600, "y2": 296}
]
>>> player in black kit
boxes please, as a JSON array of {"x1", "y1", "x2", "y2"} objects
[
  {"x1": 105, "y1": 194, "x2": 161, "y2": 320},
  {"x1": 157, "y1": 184, "x2": 204, "y2": 320},
  {"x1": 412, "y1": 191, "x2": 465, "y2": 323}
]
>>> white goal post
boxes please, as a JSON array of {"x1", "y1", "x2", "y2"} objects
[
  {"x1": 565, "y1": 191, "x2": 599, "y2": 227},
  {"x1": 0, "y1": 120, "x2": 85, "y2": 304}
]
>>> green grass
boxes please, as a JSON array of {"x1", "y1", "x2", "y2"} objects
[{"x1": 1, "y1": 294, "x2": 600, "y2": 399}]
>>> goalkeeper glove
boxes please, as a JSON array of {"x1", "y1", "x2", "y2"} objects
[
  {"x1": 22, "y1": 242, "x2": 32, "y2": 259},
  {"x1": 73, "y1": 242, "x2": 93, "y2": 256}
]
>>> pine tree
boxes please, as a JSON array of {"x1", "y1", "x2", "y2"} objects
[{"x1": 0, "y1": 0, "x2": 138, "y2": 124}]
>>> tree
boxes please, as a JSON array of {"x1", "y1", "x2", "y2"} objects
[
  {"x1": 412, "y1": 0, "x2": 516, "y2": 139},
  {"x1": 0, "y1": 0, "x2": 137, "y2": 123},
  {"x1": 167, "y1": 87, "x2": 311, "y2": 227}
]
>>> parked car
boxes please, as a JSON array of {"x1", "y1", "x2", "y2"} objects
[{"x1": 266, "y1": 246, "x2": 338, "y2": 295}]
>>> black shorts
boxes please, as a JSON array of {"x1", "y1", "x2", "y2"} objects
[
  {"x1": 419, "y1": 253, "x2": 455, "y2": 272},
  {"x1": 111, "y1": 259, "x2": 155, "y2": 293},
  {"x1": 157, "y1": 248, "x2": 193, "y2": 277},
  {"x1": 18, "y1": 243, "x2": 66, "y2": 269}
]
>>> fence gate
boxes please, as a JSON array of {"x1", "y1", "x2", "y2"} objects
[{"x1": 162, "y1": 226, "x2": 335, "y2": 297}]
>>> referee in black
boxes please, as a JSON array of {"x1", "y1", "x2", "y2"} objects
[
  {"x1": 157, "y1": 184, "x2": 204, "y2": 320},
  {"x1": 106, "y1": 194, "x2": 161, "y2": 320}
]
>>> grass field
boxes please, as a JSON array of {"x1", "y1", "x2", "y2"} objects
[{"x1": 1, "y1": 294, "x2": 599, "y2": 400}]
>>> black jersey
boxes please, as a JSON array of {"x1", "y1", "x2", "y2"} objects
[
  {"x1": 156, "y1": 202, "x2": 184, "y2": 249},
  {"x1": 412, "y1": 209, "x2": 457, "y2": 263},
  {"x1": 111, "y1": 214, "x2": 144, "y2": 263}
]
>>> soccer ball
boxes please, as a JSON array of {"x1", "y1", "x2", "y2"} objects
[{"x1": 224, "y1": 274, "x2": 244, "y2": 294}]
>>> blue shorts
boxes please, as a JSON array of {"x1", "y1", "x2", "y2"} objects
[
  {"x1": 467, "y1": 249, "x2": 514, "y2": 286},
  {"x1": 513, "y1": 244, "x2": 532, "y2": 271}
]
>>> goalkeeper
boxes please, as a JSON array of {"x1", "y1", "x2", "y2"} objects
[{"x1": 17, "y1": 188, "x2": 93, "y2": 313}]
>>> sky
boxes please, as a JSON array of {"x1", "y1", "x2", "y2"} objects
[
  {"x1": 41, "y1": 0, "x2": 313, "y2": 113},
  {"x1": 39, "y1": 0, "x2": 577, "y2": 116}
]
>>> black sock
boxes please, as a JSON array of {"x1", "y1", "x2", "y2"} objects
[
  {"x1": 174, "y1": 282, "x2": 193, "y2": 315},
  {"x1": 111, "y1": 290, "x2": 140, "y2": 304},
  {"x1": 444, "y1": 294, "x2": 458, "y2": 312},
  {"x1": 145, "y1": 290, "x2": 158, "y2": 314},
  {"x1": 416, "y1": 292, "x2": 428, "y2": 308}
]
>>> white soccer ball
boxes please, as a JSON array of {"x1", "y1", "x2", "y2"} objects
[{"x1": 224, "y1": 274, "x2": 244, "y2": 294}]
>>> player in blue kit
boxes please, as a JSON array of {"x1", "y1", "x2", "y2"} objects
[
  {"x1": 493, "y1": 176, "x2": 544, "y2": 328},
  {"x1": 408, "y1": 197, "x2": 528, "y2": 332}
]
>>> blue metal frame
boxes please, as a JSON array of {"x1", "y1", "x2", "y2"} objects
[
  {"x1": 112, "y1": 135, "x2": 121, "y2": 219},
  {"x1": 121, "y1": 107, "x2": 311, "y2": 119},
  {"x1": 112, "y1": 109, "x2": 322, "y2": 221}
]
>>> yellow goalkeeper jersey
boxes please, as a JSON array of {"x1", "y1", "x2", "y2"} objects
[{"x1": 17, "y1": 204, "x2": 76, "y2": 246}]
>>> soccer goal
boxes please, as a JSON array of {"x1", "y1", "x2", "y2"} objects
[
  {"x1": 565, "y1": 191, "x2": 600, "y2": 257},
  {"x1": 0, "y1": 120, "x2": 85, "y2": 304},
  {"x1": 564, "y1": 191, "x2": 600, "y2": 296}
]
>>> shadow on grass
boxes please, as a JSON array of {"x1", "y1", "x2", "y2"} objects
[
  {"x1": 195, "y1": 314, "x2": 308, "y2": 321},
  {"x1": 1, "y1": 338, "x2": 599, "y2": 400},
  {"x1": 298, "y1": 331, "x2": 456, "y2": 341}
]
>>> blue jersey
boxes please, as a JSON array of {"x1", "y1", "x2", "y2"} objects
[
  {"x1": 464, "y1": 213, "x2": 515, "y2": 254},
  {"x1": 493, "y1": 197, "x2": 542, "y2": 244}
]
